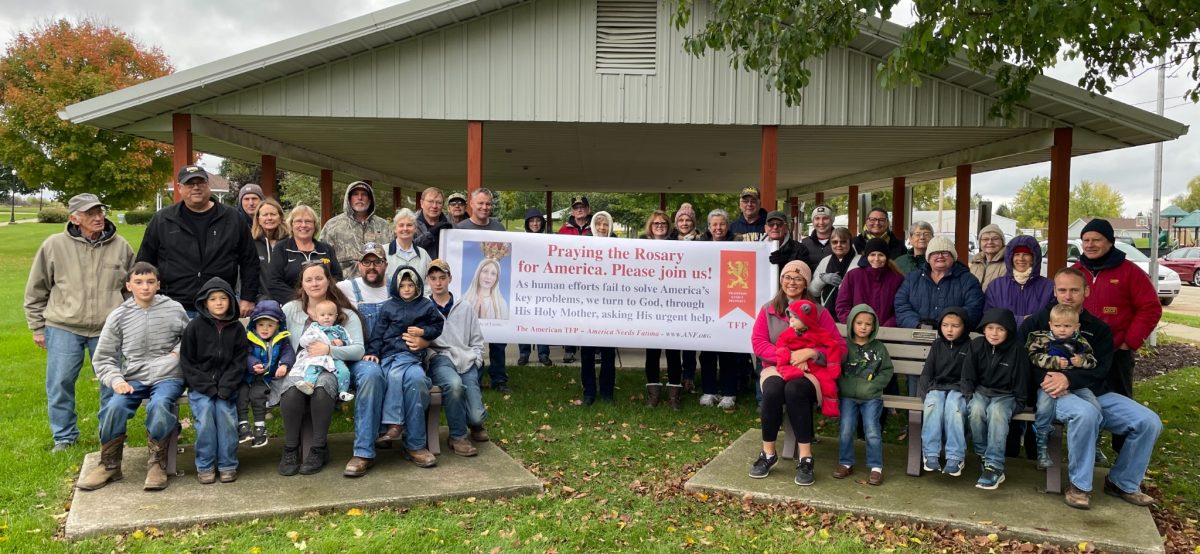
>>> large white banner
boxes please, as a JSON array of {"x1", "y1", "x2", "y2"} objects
[{"x1": 439, "y1": 229, "x2": 777, "y2": 353}]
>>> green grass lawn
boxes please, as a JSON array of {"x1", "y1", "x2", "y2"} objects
[
  {"x1": 1162, "y1": 311, "x2": 1200, "y2": 329},
  {"x1": 1, "y1": 222, "x2": 1197, "y2": 552}
]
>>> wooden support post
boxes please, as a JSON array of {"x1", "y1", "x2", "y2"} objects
[
  {"x1": 892, "y1": 176, "x2": 906, "y2": 239},
  {"x1": 1048, "y1": 128, "x2": 1073, "y2": 274},
  {"x1": 545, "y1": 191, "x2": 553, "y2": 233},
  {"x1": 955, "y1": 165, "x2": 972, "y2": 261},
  {"x1": 467, "y1": 121, "x2": 483, "y2": 193},
  {"x1": 788, "y1": 196, "x2": 799, "y2": 240},
  {"x1": 848, "y1": 186, "x2": 859, "y2": 233},
  {"x1": 814, "y1": 192, "x2": 824, "y2": 205},
  {"x1": 393, "y1": 187, "x2": 403, "y2": 212},
  {"x1": 172, "y1": 113, "x2": 193, "y2": 203},
  {"x1": 659, "y1": 193, "x2": 667, "y2": 211},
  {"x1": 260, "y1": 155, "x2": 277, "y2": 197},
  {"x1": 760, "y1": 125, "x2": 778, "y2": 210},
  {"x1": 319, "y1": 169, "x2": 333, "y2": 224}
]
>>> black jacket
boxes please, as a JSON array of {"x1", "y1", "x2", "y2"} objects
[
  {"x1": 415, "y1": 210, "x2": 452, "y2": 259},
  {"x1": 366, "y1": 266, "x2": 445, "y2": 361},
  {"x1": 800, "y1": 231, "x2": 833, "y2": 272},
  {"x1": 916, "y1": 307, "x2": 972, "y2": 398},
  {"x1": 265, "y1": 238, "x2": 343, "y2": 304},
  {"x1": 1019, "y1": 304, "x2": 1114, "y2": 397},
  {"x1": 136, "y1": 200, "x2": 259, "y2": 311},
  {"x1": 769, "y1": 237, "x2": 811, "y2": 276},
  {"x1": 852, "y1": 231, "x2": 907, "y2": 261},
  {"x1": 181, "y1": 278, "x2": 249, "y2": 400},
  {"x1": 961, "y1": 308, "x2": 1029, "y2": 410}
]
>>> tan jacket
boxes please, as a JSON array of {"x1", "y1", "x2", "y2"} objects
[
  {"x1": 969, "y1": 251, "x2": 1006, "y2": 292},
  {"x1": 25, "y1": 221, "x2": 134, "y2": 337}
]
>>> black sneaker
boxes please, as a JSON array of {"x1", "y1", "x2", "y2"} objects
[
  {"x1": 516, "y1": 356, "x2": 529, "y2": 366},
  {"x1": 252, "y1": 426, "x2": 269, "y2": 448},
  {"x1": 749, "y1": 452, "x2": 778, "y2": 479},
  {"x1": 795, "y1": 457, "x2": 815, "y2": 486},
  {"x1": 237, "y1": 422, "x2": 252, "y2": 444},
  {"x1": 563, "y1": 352, "x2": 577, "y2": 364},
  {"x1": 539, "y1": 355, "x2": 553, "y2": 367},
  {"x1": 494, "y1": 384, "x2": 513, "y2": 395}
]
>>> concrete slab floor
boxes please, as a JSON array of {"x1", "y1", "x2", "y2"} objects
[
  {"x1": 685, "y1": 429, "x2": 1164, "y2": 554},
  {"x1": 65, "y1": 431, "x2": 542, "y2": 540}
]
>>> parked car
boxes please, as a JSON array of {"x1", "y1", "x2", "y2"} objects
[
  {"x1": 1161, "y1": 247, "x2": 1200, "y2": 287},
  {"x1": 1040, "y1": 239, "x2": 1181, "y2": 306}
]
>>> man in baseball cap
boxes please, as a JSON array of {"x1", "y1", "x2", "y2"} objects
[
  {"x1": 446, "y1": 193, "x2": 468, "y2": 225},
  {"x1": 731, "y1": 187, "x2": 767, "y2": 239},
  {"x1": 559, "y1": 195, "x2": 592, "y2": 237},
  {"x1": 765, "y1": 210, "x2": 809, "y2": 275}
]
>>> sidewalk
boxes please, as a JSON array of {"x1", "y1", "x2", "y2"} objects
[{"x1": 1158, "y1": 322, "x2": 1200, "y2": 345}]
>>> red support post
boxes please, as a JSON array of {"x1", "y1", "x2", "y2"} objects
[
  {"x1": 659, "y1": 193, "x2": 667, "y2": 211},
  {"x1": 788, "y1": 196, "x2": 799, "y2": 239},
  {"x1": 814, "y1": 192, "x2": 824, "y2": 205},
  {"x1": 545, "y1": 191, "x2": 553, "y2": 232},
  {"x1": 260, "y1": 155, "x2": 277, "y2": 198},
  {"x1": 1048, "y1": 128, "x2": 1073, "y2": 274},
  {"x1": 319, "y1": 169, "x2": 333, "y2": 224},
  {"x1": 393, "y1": 187, "x2": 403, "y2": 212},
  {"x1": 891, "y1": 176, "x2": 906, "y2": 239},
  {"x1": 467, "y1": 121, "x2": 483, "y2": 193},
  {"x1": 955, "y1": 165, "x2": 972, "y2": 262},
  {"x1": 848, "y1": 186, "x2": 859, "y2": 232},
  {"x1": 760, "y1": 125, "x2": 779, "y2": 210},
  {"x1": 171, "y1": 113, "x2": 193, "y2": 203}
]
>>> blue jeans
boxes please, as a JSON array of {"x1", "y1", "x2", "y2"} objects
[
  {"x1": 1053, "y1": 391, "x2": 1104, "y2": 491},
  {"x1": 838, "y1": 397, "x2": 883, "y2": 469},
  {"x1": 1098, "y1": 392, "x2": 1163, "y2": 494},
  {"x1": 98, "y1": 378, "x2": 185, "y2": 443},
  {"x1": 188, "y1": 391, "x2": 239, "y2": 473},
  {"x1": 1034, "y1": 388, "x2": 1100, "y2": 438},
  {"x1": 428, "y1": 355, "x2": 487, "y2": 440},
  {"x1": 381, "y1": 353, "x2": 431, "y2": 450},
  {"x1": 580, "y1": 346, "x2": 616, "y2": 398},
  {"x1": 349, "y1": 359, "x2": 384, "y2": 459},
  {"x1": 518, "y1": 344, "x2": 550, "y2": 358},
  {"x1": 921, "y1": 389, "x2": 967, "y2": 463},
  {"x1": 487, "y1": 343, "x2": 508, "y2": 386},
  {"x1": 44, "y1": 326, "x2": 110, "y2": 444},
  {"x1": 967, "y1": 394, "x2": 1016, "y2": 471}
]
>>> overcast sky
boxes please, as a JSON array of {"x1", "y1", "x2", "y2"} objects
[{"x1": 2, "y1": 0, "x2": 1197, "y2": 216}]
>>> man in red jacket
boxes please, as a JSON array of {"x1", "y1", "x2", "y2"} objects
[{"x1": 1073, "y1": 218, "x2": 1162, "y2": 453}]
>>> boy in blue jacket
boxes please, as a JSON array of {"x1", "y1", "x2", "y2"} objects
[
  {"x1": 238, "y1": 300, "x2": 295, "y2": 448},
  {"x1": 365, "y1": 266, "x2": 444, "y2": 466}
]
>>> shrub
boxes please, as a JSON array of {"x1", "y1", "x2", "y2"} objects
[
  {"x1": 37, "y1": 206, "x2": 69, "y2": 224},
  {"x1": 123, "y1": 210, "x2": 157, "y2": 225}
]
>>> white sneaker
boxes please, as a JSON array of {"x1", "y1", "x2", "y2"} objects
[
  {"x1": 699, "y1": 394, "x2": 718, "y2": 406},
  {"x1": 718, "y1": 396, "x2": 737, "y2": 410},
  {"x1": 339, "y1": 391, "x2": 355, "y2": 402}
]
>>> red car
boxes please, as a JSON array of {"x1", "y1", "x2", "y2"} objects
[{"x1": 1162, "y1": 247, "x2": 1200, "y2": 287}]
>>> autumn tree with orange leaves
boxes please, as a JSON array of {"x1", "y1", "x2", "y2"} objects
[{"x1": 0, "y1": 19, "x2": 173, "y2": 208}]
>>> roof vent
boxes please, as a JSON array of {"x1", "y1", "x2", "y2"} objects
[{"x1": 595, "y1": 0, "x2": 657, "y2": 74}]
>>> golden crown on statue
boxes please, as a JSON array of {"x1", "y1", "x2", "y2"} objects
[{"x1": 480, "y1": 241, "x2": 511, "y2": 260}]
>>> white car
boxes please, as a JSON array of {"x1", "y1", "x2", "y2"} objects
[{"x1": 1040, "y1": 240, "x2": 1181, "y2": 306}]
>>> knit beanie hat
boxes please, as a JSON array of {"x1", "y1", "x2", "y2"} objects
[
  {"x1": 926, "y1": 236, "x2": 956, "y2": 260},
  {"x1": 675, "y1": 203, "x2": 696, "y2": 224},
  {"x1": 977, "y1": 223, "x2": 1004, "y2": 242},
  {"x1": 781, "y1": 260, "x2": 812, "y2": 286},
  {"x1": 863, "y1": 238, "x2": 891, "y2": 259},
  {"x1": 237, "y1": 183, "x2": 264, "y2": 203},
  {"x1": 1080, "y1": 219, "x2": 1115, "y2": 244}
]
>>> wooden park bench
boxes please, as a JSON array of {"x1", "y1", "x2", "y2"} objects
[{"x1": 781, "y1": 325, "x2": 1064, "y2": 494}]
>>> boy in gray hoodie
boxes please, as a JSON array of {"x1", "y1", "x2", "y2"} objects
[
  {"x1": 78, "y1": 262, "x2": 190, "y2": 492},
  {"x1": 426, "y1": 259, "x2": 490, "y2": 457}
]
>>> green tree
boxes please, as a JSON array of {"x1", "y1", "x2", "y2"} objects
[
  {"x1": 1069, "y1": 180, "x2": 1124, "y2": 220},
  {"x1": 1171, "y1": 175, "x2": 1200, "y2": 212},
  {"x1": 1010, "y1": 176, "x2": 1051, "y2": 229},
  {"x1": 217, "y1": 158, "x2": 285, "y2": 205},
  {"x1": 995, "y1": 203, "x2": 1012, "y2": 219},
  {"x1": 674, "y1": 0, "x2": 1200, "y2": 121},
  {"x1": 0, "y1": 19, "x2": 174, "y2": 208}
]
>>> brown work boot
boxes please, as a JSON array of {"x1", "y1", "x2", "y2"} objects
[
  {"x1": 1064, "y1": 483, "x2": 1091, "y2": 510},
  {"x1": 449, "y1": 437, "x2": 479, "y2": 457},
  {"x1": 645, "y1": 384, "x2": 662, "y2": 407},
  {"x1": 868, "y1": 469, "x2": 884, "y2": 486},
  {"x1": 379, "y1": 424, "x2": 404, "y2": 442},
  {"x1": 343, "y1": 456, "x2": 375, "y2": 477},
  {"x1": 666, "y1": 384, "x2": 682, "y2": 411},
  {"x1": 469, "y1": 425, "x2": 490, "y2": 443},
  {"x1": 219, "y1": 469, "x2": 238, "y2": 483},
  {"x1": 832, "y1": 464, "x2": 853, "y2": 480},
  {"x1": 404, "y1": 448, "x2": 437, "y2": 468},
  {"x1": 144, "y1": 438, "x2": 171, "y2": 491},
  {"x1": 77, "y1": 436, "x2": 125, "y2": 491},
  {"x1": 1104, "y1": 477, "x2": 1156, "y2": 506}
]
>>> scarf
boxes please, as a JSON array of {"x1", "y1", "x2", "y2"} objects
[{"x1": 1012, "y1": 267, "x2": 1033, "y2": 285}]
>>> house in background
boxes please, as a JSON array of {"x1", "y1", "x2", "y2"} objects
[{"x1": 1066, "y1": 216, "x2": 1169, "y2": 242}]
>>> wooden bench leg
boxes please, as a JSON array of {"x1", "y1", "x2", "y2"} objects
[
  {"x1": 426, "y1": 387, "x2": 442, "y2": 455},
  {"x1": 907, "y1": 409, "x2": 923, "y2": 477},
  {"x1": 782, "y1": 416, "x2": 797, "y2": 460},
  {"x1": 1045, "y1": 422, "x2": 1064, "y2": 494},
  {"x1": 166, "y1": 403, "x2": 181, "y2": 476}
]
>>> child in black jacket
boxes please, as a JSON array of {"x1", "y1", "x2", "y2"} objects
[
  {"x1": 181, "y1": 277, "x2": 249, "y2": 485},
  {"x1": 917, "y1": 307, "x2": 971, "y2": 478},
  {"x1": 962, "y1": 308, "x2": 1029, "y2": 490}
]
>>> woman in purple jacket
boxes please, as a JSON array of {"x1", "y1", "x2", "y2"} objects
[
  {"x1": 983, "y1": 235, "x2": 1054, "y2": 323},
  {"x1": 835, "y1": 238, "x2": 905, "y2": 326}
]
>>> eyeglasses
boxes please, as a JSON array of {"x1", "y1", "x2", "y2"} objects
[
  {"x1": 765, "y1": 221, "x2": 785, "y2": 227},
  {"x1": 781, "y1": 275, "x2": 806, "y2": 284},
  {"x1": 929, "y1": 251, "x2": 953, "y2": 259},
  {"x1": 830, "y1": 240, "x2": 848, "y2": 244},
  {"x1": 360, "y1": 259, "x2": 384, "y2": 267},
  {"x1": 292, "y1": 219, "x2": 316, "y2": 225},
  {"x1": 652, "y1": 222, "x2": 668, "y2": 226},
  {"x1": 867, "y1": 217, "x2": 888, "y2": 223},
  {"x1": 911, "y1": 232, "x2": 932, "y2": 239},
  {"x1": 179, "y1": 181, "x2": 208, "y2": 188}
]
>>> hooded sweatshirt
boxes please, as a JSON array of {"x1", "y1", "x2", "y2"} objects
[
  {"x1": 523, "y1": 208, "x2": 547, "y2": 233},
  {"x1": 235, "y1": 184, "x2": 265, "y2": 228},
  {"x1": 366, "y1": 266, "x2": 445, "y2": 362},
  {"x1": 181, "y1": 278, "x2": 249, "y2": 399},
  {"x1": 836, "y1": 252, "x2": 904, "y2": 326},
  {"x1": 1074, "y1": 244, "x2": 1162, "y2": 350},
  {"x1": 245, "y1": 300, "x2": 296, "y2": 385},
  {"x1": 982, "y1": 235, "x2": 1054, "y2": 323},
  {"x1": 430, "y1": 291, "x2": 486, "y2": 374},
  {"x1": 92, "y1": 294, "x2": 190, "y2": 390},
  {"x1": 320, "y1": 181, "x2": 394, "y2": 279},
  {"x1": 960, "y1": 308, "x2": 1029, "y2": 410},
  {"x1": 25, "y1": 218, "x2": 134, "y2": 336},
  {"x1": 916, "y1": 307, "x2": 972, "y2": 398},
  {"x1": 838, "y1": 304, "x2": 894, "y2": 401}
]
